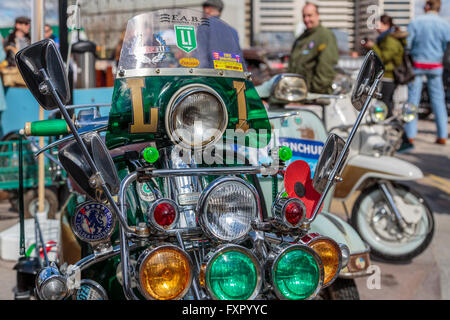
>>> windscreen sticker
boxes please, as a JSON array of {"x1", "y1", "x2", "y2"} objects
[
  {"x1": 212, "y1": 51, "x2": 244, "y2": 72},
  {"x1": 179, "y1": 57, "x2": 200, "y2": 68},
  {"x1": 278, "y1": 137, "x2": 324, "y2": 177},
  {"x1": 175, "y1": 25, "x2": 197, "y2": 53},
  {"x1": 131, "y1": 34, "x2": 168, "y2": 65}
]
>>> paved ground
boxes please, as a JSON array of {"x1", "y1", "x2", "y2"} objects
[{"x1": 0, "y1": 118, "x2": 448, "y2": 300}]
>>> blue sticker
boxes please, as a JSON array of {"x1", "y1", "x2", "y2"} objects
[
  {"x1": 278, "y1": 137, "x2": 324, "y2": 177},
  {"x1": 73, "y1": 202, "x2": 115, "y2": 242},
  {"x1": 302, "y1": 50, "x2": 310, "y2": 55}
]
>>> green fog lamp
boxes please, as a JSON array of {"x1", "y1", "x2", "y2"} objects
[
  {"x1": 205, "y1": 246, "x2": 261, "y2": 300},
  {"x1": 272, "y1": 245, "x2": 323, "y2": 300},
  {"x1": 142, "y1": 147, "x2": 159, "y2": 164},
  {"x1": 279, "y1": 146, "x2": 293, "y2": 162}
]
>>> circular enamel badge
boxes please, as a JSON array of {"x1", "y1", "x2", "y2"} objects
[
  {"x1": 72, "y1": 202, "x2": 116, "y2": 243},
  {"x1": 73, "y1": 280, "x2": 108, "y2": 300},
  {"x1": 137, "y1": 182, "x2": 156, "y2": 202}
]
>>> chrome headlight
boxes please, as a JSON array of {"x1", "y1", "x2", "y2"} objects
[
  {"x1": 35, "y1": 266, "x2": 69, "y2": 300},
  {"x1": 196, "y1": 177, "x2": 260, "y2": 242},
  {"x1": 165, "y1": 84, "x2": 228, "y2": 149},
  {"x1": 272, "y1": 74, "x2": 308, "y2": 102},
  {"x1": 402, "y1": 103, "x2": 418, "y2": 123},
  {"x1": 369, "y1": 101, "x2": 388, "y2": 123}
]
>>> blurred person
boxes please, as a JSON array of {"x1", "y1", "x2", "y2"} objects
[
  {"x1": 197, "y1": 0, "x2": 242, "y2": 68},
  {"x1": 202, "y1": 0, "x2": 239, "y2": 44},
  {"x1": 203, "y1": 0, "x2": 224, "y2": 17},
  {"x1": 0, "y1": 35, "x2": 7, "y2": 137},
  {"x1": 45, "y1": 24, "x2": 59, "y2": 47},
  {"x1": 288, "y1": 2, "x2": 338, "y2": 94},
  {"x1": 404, "y1": 0, "x2": 450, "y2": 145},
  {"x1": 4, "y1": 16, "x2": 31, "y2": 66},
  {"x1": 363, "y1": 14, "x2": 404, "y2": 117}
]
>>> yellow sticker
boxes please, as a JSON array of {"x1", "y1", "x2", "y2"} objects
[
  {"x1": 318, "y1": 43, "x2": 327, "y2": 52},
  {"x1": 213, "y1": 60, "x2": 243, "y2": 72},
  {"x1": 179, "y1": 57, "x2": 200, "y2": 68}
]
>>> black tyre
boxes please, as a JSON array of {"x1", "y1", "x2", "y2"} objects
[
  {"x1": 325, "y1": 278, "x2": 360, "y2": 300},
  {"x1": 351, "y1": 183, "x2": 434, "y2": 262},
  {"x1": 22, "y1": 188, "x2": 59, "y2": 220}
]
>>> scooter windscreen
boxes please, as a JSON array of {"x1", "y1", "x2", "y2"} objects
[
  {"x1": 118, "y1": 9, "x2": 245, "y2": 73},
  {"x1": 107, "y1": 9, "x2": 271, "y2": 150}
]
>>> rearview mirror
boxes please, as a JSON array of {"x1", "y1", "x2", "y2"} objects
[
  {"x1": 351, "y1": 51, "x2": 384, "y2": 111},
  {"x1": 59, "y1": 132, "x2": 120, "y2": 201},
  {"x1": 312, "y1": 133, "x2": 348, "y2": 194},
  {"x1": 15, "y1": 39, "x2": 70, "y2": 110}
]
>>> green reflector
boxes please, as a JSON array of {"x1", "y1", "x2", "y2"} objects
[
  {"x1": 142, "y1": 147, "x2": 159, "y2": 164},
  {"x1": 273, "y1": 248, "x2": 320, "y2": 300},
  {"x1": 279, "y1": 146, "x2": 293, "y2": 162},
  {"x1": 207, "y1": 250, "x2": 257, "y2": 300}
]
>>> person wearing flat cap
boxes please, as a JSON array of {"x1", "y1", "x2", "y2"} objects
[{"x1": 202, "y1": 0, "x2": 224, "y2": 17}]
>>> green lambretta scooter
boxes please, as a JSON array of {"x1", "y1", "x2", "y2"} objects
[{"x1": 15, "y1": 8, "x2": 384, "y2": 300}]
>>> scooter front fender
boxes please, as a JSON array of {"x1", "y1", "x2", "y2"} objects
[
  {"x1": 335, "y1": 154, "x2": 424, "y2": 200},
  {"x1": 310, "y1": 212, "x2": 373, "y2": 278}
]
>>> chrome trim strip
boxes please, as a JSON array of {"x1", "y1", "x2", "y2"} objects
[
  {"x1": 144, "y1": 166, "x2": 263, "y2": 177},
  {"x1": 117, "y1": 68, "x2": 247, "y2": 79}
]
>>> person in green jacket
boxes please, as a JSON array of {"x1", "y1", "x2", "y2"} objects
[
  {"x1": 288, "y1": 2, "x2": 339, "y2": 94},
  {"x1": 363, "y1": 14, "x2": 404, "y2": 116}
]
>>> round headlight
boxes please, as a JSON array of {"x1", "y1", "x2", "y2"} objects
[
  {"x1": 200, "y1": 245, "x2": 262, "y2": 300},
  {"x1": 271, "y1": 244, "x2": 324, "y2": 300},
  {"x1": 35, "y1": 266, "x2": 69, "y2": 300},
  {"x1": 402, "y1": 103, "x2": 418, "y2": 123},
  {"x1": 304, "y1": 236, "x2": 342, "y2": 287},
  {"x1": 197, "y1": 177, "x2": 259, "y2": 242},
  {"x1": 166, "y1": 84, "x2": 228, "y2": 149},
  {"x1": 273, "y1": 75, "x2": 307, "y2": 102},
  {"x1": 369, "y1": 101, "x2": 388, "y2": 123},
  {"x1": 137, "y1": 245, "x2": 193, "y2": 300}
]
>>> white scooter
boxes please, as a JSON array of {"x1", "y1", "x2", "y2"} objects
[{"x1": 299, "y1": 71, "x2": 435, "y2": 262}]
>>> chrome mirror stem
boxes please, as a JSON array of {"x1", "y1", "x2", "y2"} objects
[{"x1": 307, "y1": 76, "x2": 382, "y2": 226}]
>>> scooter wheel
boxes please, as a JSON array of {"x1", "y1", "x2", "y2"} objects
[
  {"x1": 351, "y1": 183, "x2": 435, "y2": 262},
  {"x1": 22, "y1": 188, "x2": 59, "y2": 220},
  {"x1": 326, "y1": 278, "x2": 360, "y2": 300}
]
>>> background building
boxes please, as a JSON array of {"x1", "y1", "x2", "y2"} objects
[
  {"x1": 355, "y1": 0, "x2": 415, "y2": 53},
  {"x1": 317, "y1": 0, "x2": 356, "y2": 51},
  {"x1": 251, "y1": 0, "x2": 305, "y2": 50},
  {"x1": 76, "y1": 0, "x2": 247, "y2": 57}
]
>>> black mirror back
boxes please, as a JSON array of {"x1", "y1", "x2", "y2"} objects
[
  {"x1": 15, "y1": 38, "x2": 70, "y2": 110},
  {"x1": 351, "y1": 50, "x2": 384, "y2": 111}
]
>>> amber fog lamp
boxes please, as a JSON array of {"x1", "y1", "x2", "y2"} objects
[
  {"x1": 137, "y1": 245, "x2": 193, "y2": 300},
  {"x1": 301, "y1": 234, "x2": 342, "y2": 287}
]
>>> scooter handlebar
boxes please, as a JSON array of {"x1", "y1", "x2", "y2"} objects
[{"x1": 23, "y1": 119, "x2": 70, "y2": 137}]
